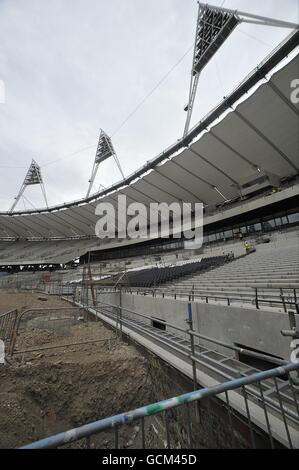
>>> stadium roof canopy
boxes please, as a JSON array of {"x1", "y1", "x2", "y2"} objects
[{"x1": 0, "y1": 31, "x2": 298, "y2": 241}]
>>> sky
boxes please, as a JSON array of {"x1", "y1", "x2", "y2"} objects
[{"x1": 0, "y1": 0, "x2": 298, "y2": 211}]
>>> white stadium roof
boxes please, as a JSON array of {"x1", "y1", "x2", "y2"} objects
[{"x1": 0, "y1": 31, "x2": 298, "y2": 242}]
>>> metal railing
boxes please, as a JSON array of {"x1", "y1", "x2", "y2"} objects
[
  {"x1": 73, "y1": 296, "x2": 299, "y2": 444},
  {"x1": 1, "y1": 278, "x2": 297, "y2": 313},
  {"x1": 21, "y1": 361, "x2": 299, "y2": 449},
  {"x1": 0, "y1": 309, "x2": 18, "y2": 355},
  {"x1": 93, "y1": 297, "x2": 288, "y2": 365},
  {"x1": 10, "y1": 306, "x2": 117, "y2": 357},
  {"x1": 106, "y1": 285, "x2": 299, "y2": 313}
]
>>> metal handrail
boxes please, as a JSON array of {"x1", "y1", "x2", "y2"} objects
[
  {"x1": 94, "y1": 298, "x2": 289, "y2": 367},
  {"x1": 20, "y1": 361, "x2": 299, "y2": 449},
  {"x1": 98, "y1": 284, "x2": 298, "y2": 295},
  {"x1": 99, "y1": 299, "x2": 299, "y2": 425},
  {"x1": 99, "y1": 285, "x2": 298, "y2": 312},
  {"x1": 95, "y1": 299, "x2": 187, "y2": 334}
]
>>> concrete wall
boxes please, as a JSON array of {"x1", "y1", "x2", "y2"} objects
[{"x1": 94, "y1": 291, "x2": 293, "y2": 361}]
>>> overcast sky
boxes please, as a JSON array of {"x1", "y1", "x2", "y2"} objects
[{"x1": 0, "y1": 0, "x2": 298, "y2": 210}]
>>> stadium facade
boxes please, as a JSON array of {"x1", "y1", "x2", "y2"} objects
[{"x1": 0, "y1": 30, "x2": 298, "y2": 269}]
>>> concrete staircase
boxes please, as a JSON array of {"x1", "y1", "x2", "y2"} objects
[{"x1": 167, "y1": 244, "x2": 299, "y2": 310}]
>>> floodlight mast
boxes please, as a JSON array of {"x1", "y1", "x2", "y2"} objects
[
  {"x1": 86, "y1": 129, "x2": 125, "y2": 198},
  {"x1": 9, "y1": 159, "x2": 48, "y2": 213},
  {"x1": 183, "y1": 2, "x2": 299, "y2": 138}
]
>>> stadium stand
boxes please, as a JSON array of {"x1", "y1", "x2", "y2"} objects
[
  {"x1": 169, "y1": 245, "x2": 299, "y2": 289},
  {"x1": 0, "y1": 239, "x2": 98, "y2": 266},
  {"x1": 104, "y1": 256, "x2": 228, "y2": 288},
  {"x1": 0, "y1": 36, "x2": 298, "y2": 248}
]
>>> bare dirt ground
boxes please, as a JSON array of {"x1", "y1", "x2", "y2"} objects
[
  {"x1": 0, "y1": 290, "x2": 195, "y2": 449},
  {"x1": 0, "y1": 289, "x2": 74, "y2": 313}
]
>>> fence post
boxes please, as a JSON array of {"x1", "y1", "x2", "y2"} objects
[
  {"x1": 115, "y1": 292, "x2": 119, "y2": 334},
  {"x1": 293, "y1": 289, "x2": 297, "y2": 306},
  {"x1": 281, "y1": 294, "x2": 287, "y2": 313},
  {"x1": 187, "y1": 303, "x2": 197, "y2": 392},
  {"x1": 186, "y1": 302, "x2": 200, "y2": 423},
  {"x1": 119, "y1": 288, "x2": 123, "y2": 339}
]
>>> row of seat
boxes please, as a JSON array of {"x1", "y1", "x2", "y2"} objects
[
  {"x1": 125, "y1": 256, "x2": 227, "y2": 288},
  {"x1": 166, "y1": 244, "x2": 299, "y2": 310}
]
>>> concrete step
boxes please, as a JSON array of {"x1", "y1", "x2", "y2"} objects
[
  {"x1": 184, "y1": 278, "x2": 299, "y2": 285},
  {"x1": 172, "y1": 285, "x2": 299, "y2": 292},
  {"x1": 184, "y1": 279, "x2": 299, "y2": 285},
  {"x1": 202, "y1": 265, "x2": 299, "y2": 271},
  {"x1": 180, "y1": 274, "x2": 299, "y2": 280},
  {"x1": 212, "y1": 259, "x2": 299, "y2": 264},
  {"x1": 166, "y1": 288, "x2": 295, "y2": 300},
  {"x1": 198, "y1": 265, "x2": 299, "y2": 271},
  {"x1": 172, "y1": 284, "x2": 299, "y2": 291},
  {"x1": 178, "y1": 275, "x2": 299, "y2": 280},
  {"x1": 169, "y1": 284, "x2": 298, "y2": 294},
  {"x1": 172, "y1": 278, "x2": 299, "y2": 286}
]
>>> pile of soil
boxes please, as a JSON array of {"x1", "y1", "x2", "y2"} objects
[
  {"x1": 0, "y1": 348, "x2": 155, "y2": 448},
  {"x1": 0, "y1": 290, "x2": 192, "y2": 449}
]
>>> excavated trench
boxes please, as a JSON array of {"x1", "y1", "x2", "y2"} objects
[
  {"x1": 0, "y1": 290, "x2": 252, "y2": 449},
  {"x1": 0, "y1": 291, "x2": 197, "y2": 449}
]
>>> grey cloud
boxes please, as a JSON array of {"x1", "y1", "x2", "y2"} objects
[{"x1": 0, "y1": 0, "x2": 298, "y2": 209}]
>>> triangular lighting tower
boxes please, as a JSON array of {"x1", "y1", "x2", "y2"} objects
[
  {"x1": 9, "y1": 159, "x2": 48, "y2": 213},
  {"x1": 183, "y1": 2, "x2": 299, "y2": 137},
  {"x1": 86, "y1": 129, "x2": 125, "y2": 198}
]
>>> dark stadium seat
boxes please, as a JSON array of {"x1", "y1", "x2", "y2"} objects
[{"x1": 124, "y1": 256, "x2": 228, "y2": 288}]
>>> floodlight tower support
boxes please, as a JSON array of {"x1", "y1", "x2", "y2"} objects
[
  {"x1": 86, "y1": 129, "x2": 125, "y2": 198},
  {"x1": 9, "y1": 159, "x2": 48, "y2": 213},
  {"x1": 204, "y1": 3, "x2": 299, "y2": 29},
  {"x1": 183, "y1": 3, "x2": 202, "y2": 138},
  {"x1": 183, "y1": 2, "x2": 299, "y2": 138}
]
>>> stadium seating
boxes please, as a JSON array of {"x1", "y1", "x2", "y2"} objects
[
  {"x1": 166, "y1": 244, "x2": 299, "y2": 309},
  {"x1": 117, "y1": 256, "x2": 227, "y2": 288},
  {"x1": 0, "y1": 239, "x2": 98, "y2": 266}
]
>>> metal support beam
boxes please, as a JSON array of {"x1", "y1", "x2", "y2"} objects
[
  {"x1": 187, "y1": 146, "x2": 240, "y2": 187},
  {"x1": 169, "y1": 158, "x2": 230, "y2": 202},
  {"x1": 9, "y1": 160, "x2": 48, "y2": 213},
  {"x1": 183, "y1": 2, "x2": 298, "y2": 137},
  {"x1": 234, "y1": 109, "x2": 299, "y2": 173},
  {"x1": 267, "y1": 80, "x2": 299, "y2": 117},
  {"x1": 200, "y1": 3, "x2": 299, "y2": 30},
  {"x1": 87, "y1": 130, "x2": 125, "y2": 198},
  {"x1": 184, "y1": 73, "x2": 200, "y2": 138}
]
